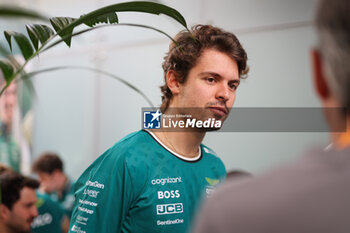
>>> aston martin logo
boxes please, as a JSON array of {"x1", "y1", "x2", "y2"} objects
[{"x1": 205, "y1": 177, "x2": 220, "y2": 186}]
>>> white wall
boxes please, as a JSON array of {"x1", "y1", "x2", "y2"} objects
[{"x1": 1, "y1": 0, "x2": 326, "y2": 178}]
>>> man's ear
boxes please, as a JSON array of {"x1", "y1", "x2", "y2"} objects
[
  {"x1": 0, "y1": 204, "x2": 10, "y2": 220},
  {"x1": 52, "y1": 169, "x2": 61, "y2": 176},
  {"x1": 166, "y1": 70, "x2": 181, "y2": 95},
  {"x1": 311, "y1": 49, "x2": 329, "y2": 99}
]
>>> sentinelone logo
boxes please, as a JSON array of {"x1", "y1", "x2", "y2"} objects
[{"x1": 143, "y1": 109, "x2": 222, "y2": 129}]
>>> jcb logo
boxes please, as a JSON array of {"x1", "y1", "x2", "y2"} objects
[{"x1": 156, "y1": 203, "x2": 183, "y2": 215}]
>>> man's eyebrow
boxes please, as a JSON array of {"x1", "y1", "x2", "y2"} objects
[
  {"x1": 230, "y1": 79, "x2": 240, "y2": 85},
  {"x1": 199, "y1": 72, "x2": 240, "y2": 82},
  {"x1": 198, "y1": 71, "x2": 221, "y2": 78}
]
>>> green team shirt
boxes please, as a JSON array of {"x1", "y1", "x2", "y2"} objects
[
  {"x1": 50, "y1": 178, "x2": 75, "y2": 217},
  {"x1": 31, "y1": 193, "x2": 66, "y2": 233},
  {"x1": 0, "y1": 123, "x2": 20, "y2": 172},
  {"x1": 69, "y1": 130, "x2": 226, "y2": 233}
]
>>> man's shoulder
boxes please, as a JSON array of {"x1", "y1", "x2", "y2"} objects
[
  {"x1": 36, "y1": 192, "x2": 65, "y2": 214},
  {"x1": 81, "y1": 130, "x2": 153, "y2": 175},
  {"x1": 201, "y1": 147, "x2": 350, "y2": 233},
  {"x1": 199, "y1": 144, "x2": 225, "y2": 173},
  {"x1": 109, "y1": 130, "x2": 151, "y2": 152},
  {"x1": 200, "y1": 144, "x2": 224, "y2": 164},
  {"x1": 219, "y1": 147, "x2": 350, "y2": 198}
]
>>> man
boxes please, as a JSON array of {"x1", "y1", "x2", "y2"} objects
[
  {"x1": 69, "y1": 24, "x2": 248, "y2": 233},
  {"x1": 0, "y1": 171, "x2": 39, "y2": 233},
  {"x1": 0, "y1": 162, "x2": 69, "y2": 233},
  {"x1": 32, "y1": 152, "x2": 75, "y2": 217},
  {"x1": 192, "y1": 1, "x2": 350, "y2": 233}
]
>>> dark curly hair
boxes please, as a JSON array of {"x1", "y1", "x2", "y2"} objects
[
  {"x1": 32, "y1": 152, "x2": 63, "y2": 174},
  {"x1": 0, "y1": 171, "x2": 39, "y2": 210},
  {"x1": 160, "y1": 24, "x2": 249, "y2": 112}
]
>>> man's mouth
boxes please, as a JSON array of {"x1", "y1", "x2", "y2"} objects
[{"x1": 208, "y1": 106, "x2": 228, "y2": 117}]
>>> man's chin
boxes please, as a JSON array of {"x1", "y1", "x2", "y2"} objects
[{"x1": 8, "y1": 224, "x2": 31, "y2": 233}]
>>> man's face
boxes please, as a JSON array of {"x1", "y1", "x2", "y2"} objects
[
  {"x1": 173, "y1": 48, "x2": 240, "y2": 124},
  {"x1": 2, "y1": 187, "x2": 38, "y2": 233},
  {"x1": 0, "y1": 82, "x2": 17, "y2": 125},
  {"x1": 38, "y1": 172, "x2": 58, "y2": 193},
  {"x1": 37, "y1": 171, "x2": 62, "y2": 193}
]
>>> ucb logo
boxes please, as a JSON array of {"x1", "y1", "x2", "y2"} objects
[
  {"x1": 158, "y1": 190, "x2": 180, "y2": 199},
  {"x1": 156, "y1": 203, "x2": 183, "y2": 215}
]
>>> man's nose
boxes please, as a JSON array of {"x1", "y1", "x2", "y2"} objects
[
  {"x1": 31, "y1": 206, "x2": 39, "y2": 218},
  {"x1": 215, "y1": 83, "x2": 230, "y2": 102}
]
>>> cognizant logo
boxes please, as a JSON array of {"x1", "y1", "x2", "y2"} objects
[{"x1": 151, "y1": 177, "x2": 182, "y2": 185}]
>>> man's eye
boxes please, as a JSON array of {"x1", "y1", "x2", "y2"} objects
[
  {"x1": 206, "y1": 77, "x2": 215, "y2": 83},
  {"x1": 229, "y1": 83, "x2": 238, "y2": 90}
]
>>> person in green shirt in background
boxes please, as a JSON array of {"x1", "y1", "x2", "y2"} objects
[
  {"x1": 32, "y1": 153, "x2": 75, "y2": 218},
  {"x1": 0, "y1": 163, "x2": 69, "y2": 233},
  {"x1": 69, "y1": 24, "x2": 249, "y2": 233},
  {"x1": 31, "y1": 192, "x2": 70, "y2": 233},
  {"x1": 0, "y1": 168, "x2": 39, "y2": 233},
  {"x1": 0, "y1": 79, "x2": 21, "y2": 172}
]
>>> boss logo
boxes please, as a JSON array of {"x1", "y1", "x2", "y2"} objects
[
  {"x1": 157, "y1": 190, "x2": 180, "y2": 199},
  {"x1": 156, "y1": 203, "x2": 183, "y2": 215}
]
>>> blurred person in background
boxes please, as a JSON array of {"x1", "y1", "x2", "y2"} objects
[
  {"x1": 0, "y1": 170, "x2": 39, "y2": 233},
  {"x1": 0, "y1": 79, "x2": 21, "y2": 172},
  {"x1": 0, "y1": 162, "x2": 70, "y2": 233},
  {"x1": 226, "y1": 170, "x2": 252, "y2": 179},
  {"x1": 32, "y1": 152, "x2": 75, "y2": 218},
  {"x1": 0, "y1": 71, "x2": 32, "y2": 174},
  {"x1": 192, "y1": 0, "x2": 350, "y2": 232},
  {"x1": 31, "y1": 193, "x2": 70, "y2": 233}
]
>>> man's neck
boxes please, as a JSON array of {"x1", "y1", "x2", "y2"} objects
[
  {"x1": 152, "y1": 130, "x2": 205, "y2": 158},
  {"x1": 57, "y1": 174, "x2": 68, "y2": 199},
  {"x1": 0, "y1": 224, "x2": 16, "y2": 233},
  {"x1": 0, "y1": 223, "x2": 6, "y2": 233}
]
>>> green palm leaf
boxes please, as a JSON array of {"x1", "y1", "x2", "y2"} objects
[
  {"x1": 0, "y1": 1, "x2": 188, "y2": 97},
  {"x1": 0, "y1": 59, "x2": 14, "y2": 84},
  {"x1": 42, "y1": 23, "x2": 176, "y2": 53},
  {"x1": 82, "y1": 12, "x2": 119, "y2": 27},
  {"x1": 26, "y1": 24, "x2": 55, "y2": 51},
  {"x1": 51, "y1": 1, "x2": 188, "y2": 47},
  {"x1": 49, "y1": 17, "x2": 76, "y2": 47},
  {"x1": 4, "y1": 31, "x2": 34, "y2": 60}
]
